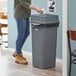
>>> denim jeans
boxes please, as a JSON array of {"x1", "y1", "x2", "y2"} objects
[{"x1": 15, "y1": 18, "x2": 30, "y2": 54}]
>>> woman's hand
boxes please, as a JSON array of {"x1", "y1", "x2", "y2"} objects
[{"x1": 35, "y1": 7, "x2": 44, "y2": 14}]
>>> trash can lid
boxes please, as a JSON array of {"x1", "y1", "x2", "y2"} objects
[{"x1": 31, "y1": 14, "x2": 59, "y2": 25}]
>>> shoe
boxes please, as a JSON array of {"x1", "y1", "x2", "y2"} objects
[
  {"x1": 12, "y1": 51, "x2": 26, "y2": 60},
  {"x1": 15, "y1": 54, "x2": 28, "y2": 65},
  {"x1": 12, "y1": 51, "x2": 17, "y2": 57}
]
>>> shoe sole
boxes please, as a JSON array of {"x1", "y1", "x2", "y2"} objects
[{"x1": 15, "y1": 61, "x2": 28, "y2": 65}]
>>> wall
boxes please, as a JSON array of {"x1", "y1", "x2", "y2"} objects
[
  {"x1": 67, "y1": 0, "x2": 76, "y2": 76},
  {"x1": 8, "y1": 0, "x2": 62, "y2": 59}
]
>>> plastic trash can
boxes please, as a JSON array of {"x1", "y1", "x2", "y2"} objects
[{"x1": 31, "y1": 14, "x2": 59, "y2": 69}]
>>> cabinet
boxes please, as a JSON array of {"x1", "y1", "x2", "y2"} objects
[{"x1": 0, "y1": 13, "x2": 8, "y2": 49}]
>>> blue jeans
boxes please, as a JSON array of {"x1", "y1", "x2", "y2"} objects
[{"x1": 15, "y1": 18, "x2": 30, "y2": 54}]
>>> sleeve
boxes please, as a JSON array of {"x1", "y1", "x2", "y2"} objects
[{"x1": 18, "y1": 0, "x2": 31, "y2": 9}]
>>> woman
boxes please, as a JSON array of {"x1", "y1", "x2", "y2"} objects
[{"x1": 12, "y1": 0, "x2": 43, "y2": 65}]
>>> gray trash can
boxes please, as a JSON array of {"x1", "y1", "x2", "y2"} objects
[{"x1": 31, "y1": 14, "x2": 59, "y2": 69}]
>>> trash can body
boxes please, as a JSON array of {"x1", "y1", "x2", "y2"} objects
[{"x1": 31, "y1": 14, "x2": 59, "y2": 69}]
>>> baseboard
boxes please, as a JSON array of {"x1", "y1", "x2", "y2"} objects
[
  {"x1": 7, "y1": 48, "x2": 62, "y2": 65},
  {"x1": 56, "y1": 58, "x2": 62, "y2": 64},
  {"x1": 24, "y1": 51, "x2": 62, "y2": 65}
]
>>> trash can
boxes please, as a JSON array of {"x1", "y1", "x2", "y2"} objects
[{"x1": 31, "y1": 14, "x2": 59, "y2": 69}]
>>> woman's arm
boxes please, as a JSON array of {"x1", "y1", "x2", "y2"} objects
[
  {"x1": 18, "y1": 0, "x2": 43, "y2": 14},
  {"x1": 29, "y1": 5, "x2": 43, "y2": 14}
]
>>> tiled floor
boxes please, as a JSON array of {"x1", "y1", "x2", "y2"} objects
[{"x1": 0, "y1": 48, "x2": 62, "y2": 76}]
